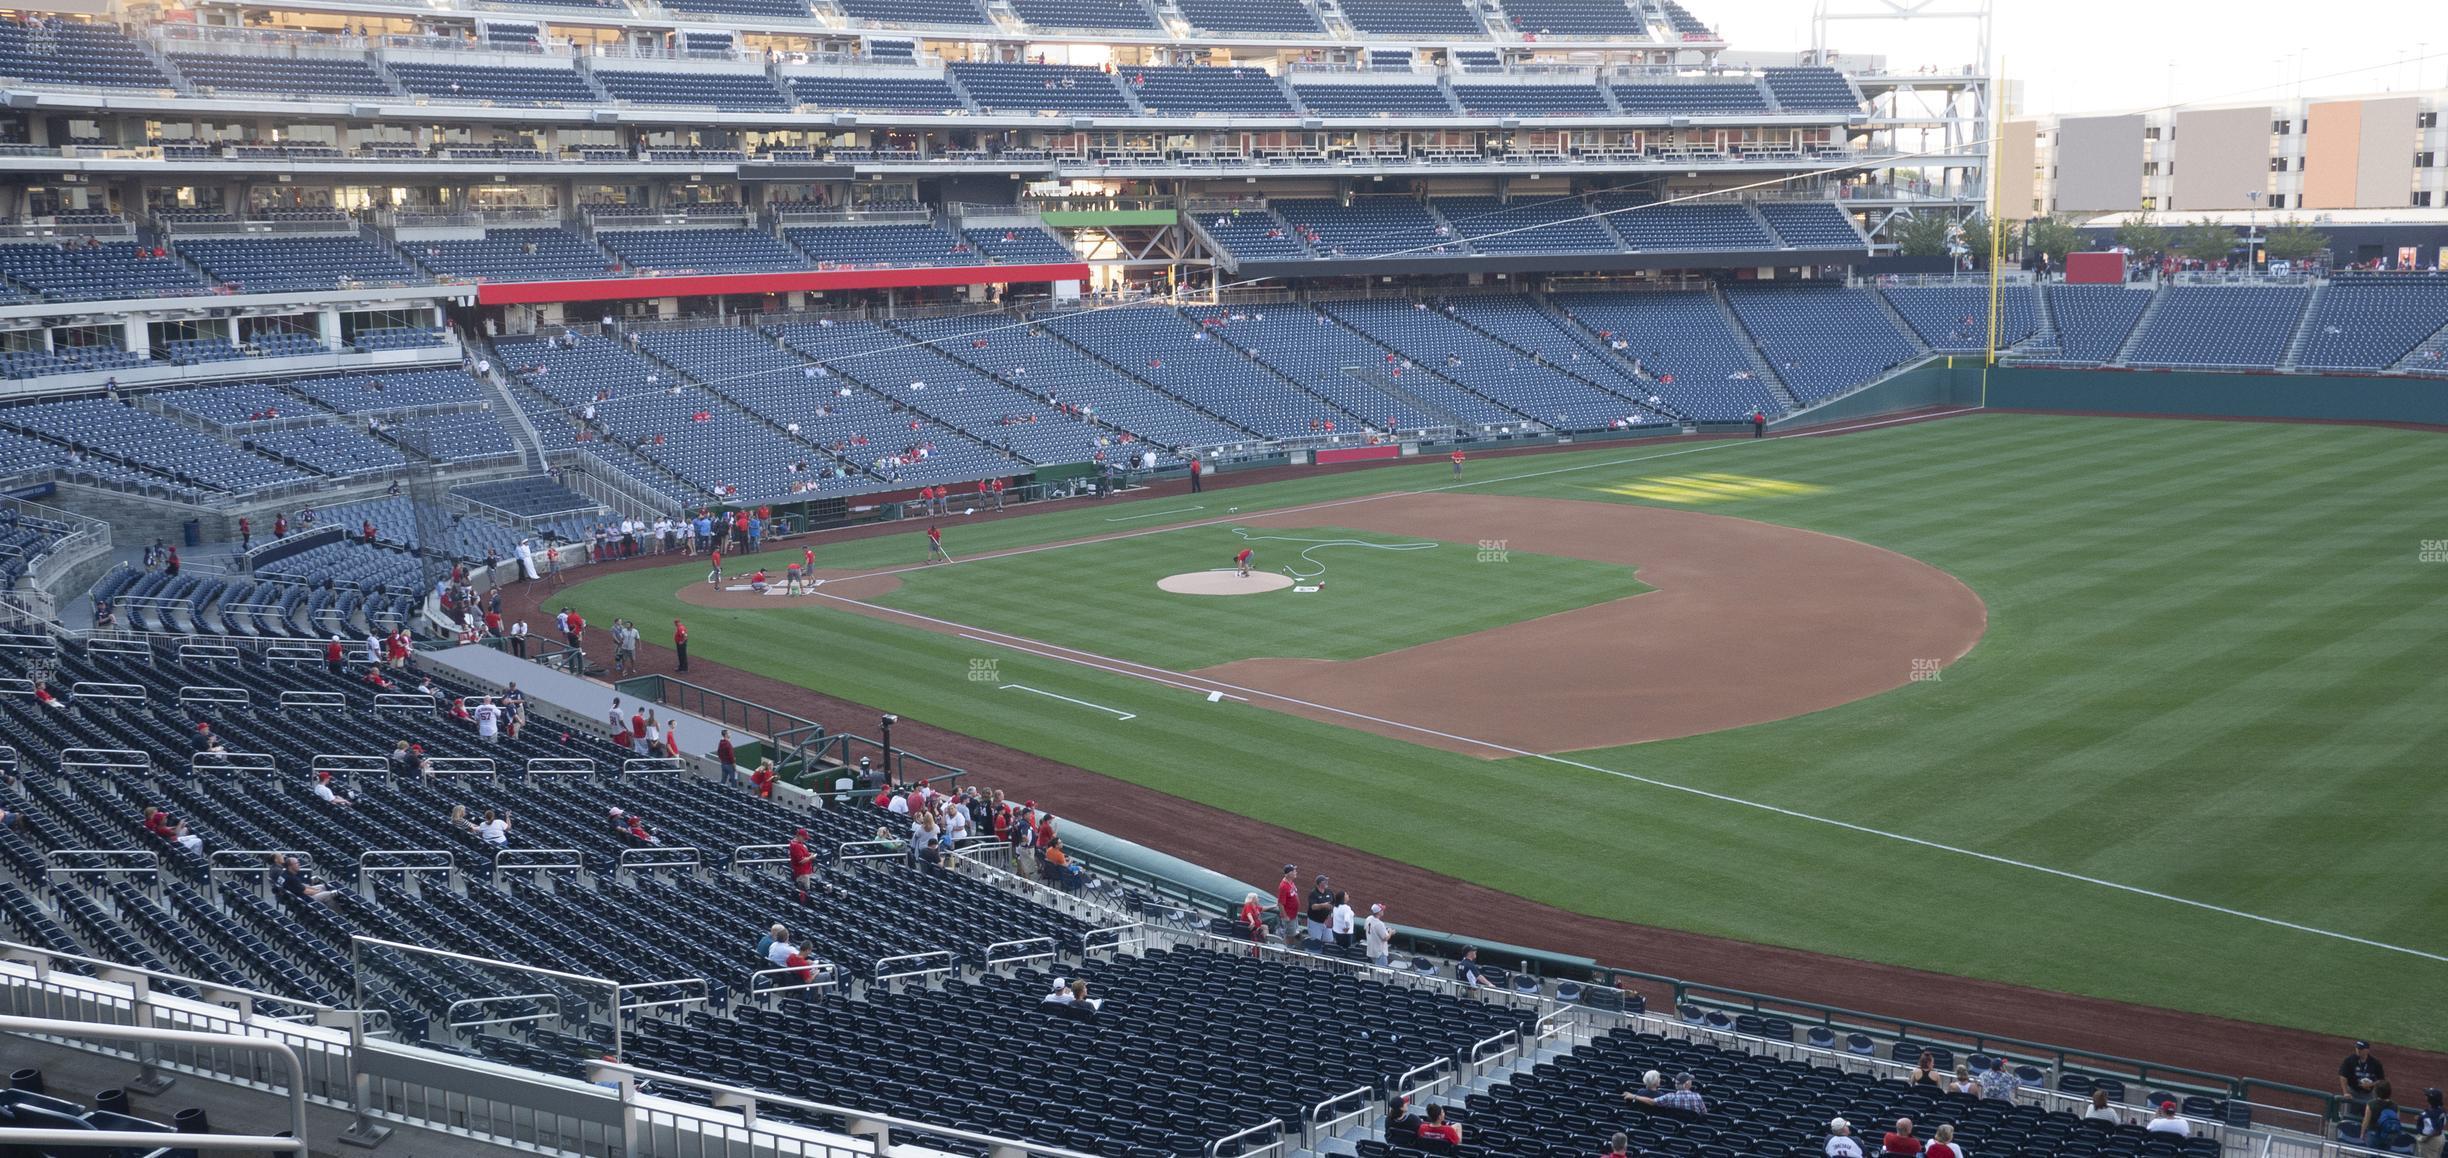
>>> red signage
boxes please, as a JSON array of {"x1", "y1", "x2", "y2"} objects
[{"x1": 1314, "y1": 444, "x2": 1402, "y2": 465}]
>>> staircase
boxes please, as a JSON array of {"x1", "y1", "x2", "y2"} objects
[
  {"x1": 1867, "y1": 286, "x2": 1932, "y2": 354},
  {"x1": 466, "y1": 339, "x2": 552, "y2": 473},
  {"x1": 1528, "y1": 294, "x2": 1699, "y2": 424},
  {"x1": 1013, "y1": 318, "x2": 1268, "y2": 438},
  {"x1": 1342, "y1": 364, "x2": 1467, "y2": 427},
  {"x1": 1441, "y1": 298, "x2": 1679, "y2": 415},
  {"x1": 2278, "y1": 280, "x2": 2327, "y2": 370},
  {"x1": 2389, "y1": 315, "x2": 2448, "y2": 374},
  {"x1": 2027, "y1": 281, "x2": 2060, "y2": 350},
  {"x1": 1312, "y1": 304, "x2": 1536, "y2": 424},
  {"x1": 1167, "y1": 306, "x2": 1373, "y2": 425},
  {"x1": 1707, "y1": 287, "x2": 1802, "y2": 411},
  {"x1": 631, "y1": 331, "x2": 889, "y2": 482},
  {"x1": 2108, "y1": 284, "x2": 2168, "y2": 366}
]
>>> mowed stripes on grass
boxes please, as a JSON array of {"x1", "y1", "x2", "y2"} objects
[{"x1": 569, "y1": 413, "x2": 2448, "y2": 1049}]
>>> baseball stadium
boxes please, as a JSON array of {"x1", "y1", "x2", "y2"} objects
[{"x1": 0, "y1": 0, "x2": 2441, "y2": 1155}]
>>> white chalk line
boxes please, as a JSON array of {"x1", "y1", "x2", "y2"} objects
[
  {"x1": 997, "y1": 683, "x2": 1134, "y2": 720},
  {"x1": 957, "y1": 633, "x2": 1250, "y2": 702},
  {"x1": 838, "y1": 407, "x2": 1984, "y2": 586}
]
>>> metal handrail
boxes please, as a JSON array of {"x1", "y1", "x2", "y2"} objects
[
  {"x1": 356, "y1": 849, "x2": 455, "y2": 883},
  {"x1": 311, "y1": 753, "x2": 389, "y2": 778},
  {"x1": 61, "y1": 747, "x2": 151, "y2": 775},
  {"x1": 590, "y1": 1061, "x2": 1106, "y2": 1158},
  {"x1": 985, "y1": 937, "x2": 1057, "y2": 969},
  {"x1": 46, "y1": 849, "x2": 160, "y2": 878},
  {"x1": 1205, "y1": 1117, "x2": 1283, "y2": 1158},
  {"x1": 837, "y1": 838, "x2": 904, "y2": 863},
  {"x1": 177, "y1": 684, "x2": 252, "y2": 706},
  {"x1": 747, "y1": 961, "x2": 839, "y2": 999},
  {"x1": 446, "y1": 992, "x2": 562, "y2": 1030},
  {"x1": 278, "y1": 690, "x2": 347, "y2": 708},
  {"x1": 1302, "y1": 1084, "x2": 1375, "y2": 1144},
  {"x1": 617, "y1": 977, "x2": 709, "y2": 1013},
  {"x1": 417, "y1": 757, "x2": 498, "y2": 779},
  {"x1": 0, "y1": 1014, "x2": 307, "y2": 1151},
  {"x1": 615, "y1": 846, "x2": 700, "y2": 874},
  {"x1": 524, "y1": 757, "x2": 597, "y2": 779},
  {"x1": 1083, "y1": 922, "x2": 1147, "y2": 955},
  {"x1": 493, "y1": 848, "x2": 581, "y2": 875},
  {"x1": 621, "y1": 756, "x2": 687, "y2": 776},
  {"x1": 71, "y1": 680, "x2": 148, "y2": 702},
  {"x1": 1468, "y1": 1027, "x2": 1521, "y2": 1065},
  {"x1": 730, "y1": 842, "x2": 794, "y2": 868},
  {"x1": 1393, "y1": 1056, "x2": 1454, "y2": 1101},
  {"x1": 178, "y1": 642, "x2": 243, "y2": 662},
  {"x1": 374, "y1": 691, "x2": 438, "y2": 711},
  {"x1": 874, "y1": 950, "x2": 953, "y2": 986},
  {"x1": 193, "y1": 749, "x2": 277, "y2": 777}
]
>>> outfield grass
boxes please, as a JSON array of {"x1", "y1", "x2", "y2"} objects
[
  {"x1": 870, "y1": 525, "x2": 1647, "y2": 669},
  {"x1": 570, "y1": 414, "x2": 2448, "y2": 1050}
]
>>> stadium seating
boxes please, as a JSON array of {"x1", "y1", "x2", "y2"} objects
[
  {"x1": 590, "y1": 68, "x2": 791, "y2": 110},
  {"x1": 2294, "y1": 276, "x2": 2448, "y2": 371},
  {"x1": 1272, "y1": 199, "x2": 1462, "y2": 258},
  {"x1": 0, "y1": 241, "x2": 211, "y2": 300},
  {"x1": 786, "y1": 74, "x2": 969, "y2": 113},
  {"x1": 1048, "y1": 309, "x2": 1360, "y2": 438},
  {"x1": 884, "y1": 314, "x2": 1244, "y2": 458},
  {"x1": 1449, "y1": 83, "x2": 1614, "y2": 116},
  {"x1": 1656, "y1": 0, "x2": 1711, "y2": 35},
  {"x1": 961, "y1": 227, "x2": 1075, "y2": 265},
  {"x1": 1337, "y1": 0, "x2": 1487, "y2": 36},
  {"x1": 1757, "y1": 202, "x2": 1866, "y2": 249},
  {"x1": 1762, "y1": 66, "x2": 1861, "y2": 112},
  {"x1": 948, "y1": 62, "x2": 1134, "y2": 114},
  {"x1": 406, "y1": 228, "x2": 616, "y2": 283},
  {"x1": 1551, "y1": 290, "x2": 1789, "y2": 421},
  {"x1": 352, "y1": 327, "x2": 447, "y2": 353},
  {"x1": 1722, "y1": 284, "x2": 1921, "y2": 402},
  {"x1": 452, "y1": 475, "x2": 601, "y2": 519},
  {"x1": 2125, "y1": 286, "x2": 2309, "y2": 368},
  {"x1": 1498, "y1": 0, "x2": 1648, "y2": 37},
  {"x1": 0, "y1": 342, "x2": 148, "y2": 379},
  {"x1": 3, "y1": 397, "x2": 309, "y2": 491},
  {"x1": 169, "y1": 52, "x2": 396, "y2": 97},
  {"x1": 1172, "y1": 0, "x2": 1325, "y2": 33},
  {"x1": 786, "y1": 222, "x2": 969, "y2": 268},
  {"x1": 1881, "y1": 285, "x2": 2039, "y2": 353},
  {"x1": 1200, "y1": 209, "x2": 1314, "y2": 262},
  {"x1": 246, "y1": 424, "x2": 410, "y2": 477},
  {"x1": 1125, "y1": 66, "x2": 1297, "y2": 116},
  {"x1": 2041, "y1": 285, "x2": 2156, "y2": 364},
  {"x1": 661, "y1": 0, "x2": 812, "y2": 18},
  {"x1": 285, "y1": 369, "x2": 490, "y2": 414},
  {"x1": 175, "y1": 235, "x2": 426, "y2": 293},
  {"x1": 835, "y1": 0, "x2": 990, "y2": 25},
  {"x1": 1609, "y1": 202, "x2": 1774, "y2": 252},
  {"x1": 1434, "y1": 196, "x2": 1618, "y2": 254},
  {"x1": 165, "y1": 336, "x2": 246, "y2": 366},
  {"x1": 597, "y1": 228, "x2": 808, "y2": 274},
  {"x1": 253, "y1": 331, "x2": 330, "y2": 358},
  {"x1": 386, "y1": 410, "x2": 522, "y2": 464},
  {"x1": 1291, "y1": 82, "x2": 1457, "y2": 116},
  {"x1": 1325, "y1": 299, "x2": 1653, "y2": 431},
  {"x1": 1008, "y1": 0, "x2": 1159, "y2": 29},
  {"x1": 388, "y1": 62, "x2": 601, "y2": 104},
  {"x1": 0, "y1": 18, "x2": 174, "y2": 88},
  {"x1": 1200, "y1": 308, "x2": 1519, "y2": 429},
  {"x1": 1610, "y1": 80, "x2": 1767, "y2": 114}
]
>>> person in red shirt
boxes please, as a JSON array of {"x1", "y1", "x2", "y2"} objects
[
  {"x1": 926, "y1": 524, "x2": 949, "y2": 563},
  {"x1": 1239, "y1": 891, "x2": 1267, "y2": 957},
  {"x1": 707, "y1": 548, "x2": 723, "y2": 585},
  {"x1": 238, "y1": 516, "x2": 251, "y2": 550},
  {"x1": 274, "y1": 514, "x2": 288, "y2": 538},
  {"x1": 787, "y1": 827, "x2": 815, "y2": 900},
  {"x1": 362, "y1": 519, "x2": 377, "y2": 544},
  {"x1": 715, "y1": 728, "x2": 736, "y2": 784},
  {"x1": 802, "y1": 545, "x2": 815, "y2": 576},
  {"x1": 990, "y1": 477, "x2": 1005, "y2": 511},
  {"x1": 1450, "y1": 448, "x2": 1465, "y2": 478},
  {"x1": 1882, "y1": 1119, "x2": 1923, "y2": 1156},
  {"x1": 1416, "y1": 1105, "x2": 1461, "y2": 1146},
  {"x1": 324, "y1": 634, "x2": 346, "y2": 676},
  {"x1": 1234, "y1": 547, "x2": 1253, "y2": 577},
  {"x1": 749, "y1": 759, "x2": 776, "y2": 799},
  {"x1": 1187, "y1": 455, "x2": 1203, "y2": 493},
  {"x1": 1275, "y1": 865, "x2": 1301, "y2": 934},
  {"x1": 673, "y1": 619, "x2": 689, "y2": 672}
]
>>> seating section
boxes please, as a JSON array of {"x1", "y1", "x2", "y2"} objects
[
  {"x1": 176, "y1": 235, "x2": 426, "y2": 293},
  {"x1": 285, "y1": 369, "x2": 490, "y2": 414},
  {"x1": 961, "y1": 227, "x2": 1075, "y2": 265},
  {"x1": 1722, "y1": 284, "x2": 1921, "y2": 402},
  {"x1": 1758, "y1": 202, "x2": 1866, "y2": 250},
  {"x1": 1499, "y1": 0, "x2": 1648, "y2": 36},
  {"x1": 599, "y1": 228, "x2": 807, "y2": 274},
  {"x1": 1762, "y1": 66, "x2": 1861, "y2": 112},
  {"x1": 1172, "y1": 0, "x2": 1324, "y2": 33},
  {"x1": 1204, "y1": 308, "x2": 1518, "y2": 430},
  {"x1": 407, "y1": 227, "x2": 614, "y2": 284},
  {"x1": 1326, "y1": 300, "x2": 1653, "y2": 432},
  {"x1": 591, "y1": 69, "x2": 790, "y2": 111},
  {"x1": 1049, "y1": 309, "x2": 1357, "y2": 439},
  {"x1": 0, "y1": 241, "x2": 211, "y2": 300},
  {"x1": 165, "y1": 336, "x2": 245, "y2": 366},
  {"x1": 662, "y1": 0, "x2": 812, "y2": 17},
  {"x1": 170, "y1": 52, "x2": 396, "y2": 97},
  {"x1": 1449, "y1": 83, "x2": 1612, "y2": 116},
  {"x1": 388, "y1": 62, "x2": 601, "y2": 104},
  {"x1": 155, "y1": 382, "x2": 317, "y2": 427},
  {"x1": 1435, "y1": 197, "x2": 1616, "y2": 254},
  {"x1": 353, "y1": 327, "x2": 446, "y2": 353},
  {"x1": 1272, "y1": 199, "x2": 1460, "y2": 258},
  {"x1": 787, "y1": 74, "x2": 969, "y2": 113},
  {"x1": 2125, "y1": 286, "x2": 2309, "y2": 368},
  {"x1": 3, "y1": 397, "x2": 309, "y2": 491},
  {"x1": 452, "y1": 475, "x2": 602, "y2": 519},
  {"x1": 884, "y1": 314, "x2": 1241, "y2": 459},
  {"x1": 948, "y1": 62, "x2": 1134, "y2": 114},
  {"x1": 1656, "y1": 0, "x2": 1711, "y2": 35},
  {"x1": 2295, "y1": 277, "x2": 2448, "y2": 371},
  {"x1": 0, "y1": 19, "x2": 174, "y2": 88},
  {"x1": 1126, "y1": 66, "x2": 1295, "y2": 116},
  {"x1": 2042, "y1": 285, "x2": 2156, "y2": 364},
  {"x1": 835, "y1": 0, "x2": 989, "y2": 25},
  {"x1": 1610, "y1": 202, "x2": 1773, "y2": 252},
  {"x1": 1610, "y1": 80, "x2": 1766, "y2": 114},
  {"x1": 1007, "y1": 0, "x2": 1158, "y2": 29},
  {"x1": 1336, "y1": 0, "x2": 1487, "y2": 35},
  {"x1": 386, "y1": 410, "x2": 522, "y2": 464},
  {"x1": 1547, "y1": 293, "x2": 1780, "y2": 421},
  {"x1": 1881, "y1": 286, "x2": 2039, "y2": 353},
  {"x1": 0, "y1": 340, "x2": 147, "y2": 380},
  {"x1": 247, "y1": 425, "x2": 410, "y2": 477},
  {"x1": 1291, "y1": 82, "x2": 1455, "y2": 116},
  {"x1": 787, "y1": 222, "x2": 968, "y2": 268},
  {"x1": 1200, "y1": 210, "x2": 1313, "y2": 262}
]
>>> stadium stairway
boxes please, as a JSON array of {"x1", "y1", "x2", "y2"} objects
[
  {"x1": 1523, "y1": 295, "x2": 1698, "y2": 426},
  {"x1": 1870, "y1": 289, "x2": 1935, "y2": 357},
  {"x1": 912, "y1": 312, "x2": 1266, "y2": 443},
  {"x1": 1708, "y1": 287, "x2": 1802, "y2": 412},
  {"x1": 2277, "y1": 280, "x2": 2327, "y2": 370},
  {"x1": 465, "y1": 355, "x2": 552, "y2": 473},
  {"x1": 2107, "y1": 285, "x2": 2168, "y2": 366},
  {"x1": 2392, "y1": 315, "x2": 2448, "y2": 373}
]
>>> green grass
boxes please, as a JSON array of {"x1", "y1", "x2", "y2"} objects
[
  {"x1": 870, "y1": 525, "x2": 1648, "y2": 669},
  {"x1": 571, "y1": 413, "x2": 2448, "y2": 1050}
]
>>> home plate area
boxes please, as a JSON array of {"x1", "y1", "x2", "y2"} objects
[{"x1": 1156, "y1": 570, "x2": 1298, "y2": 595}]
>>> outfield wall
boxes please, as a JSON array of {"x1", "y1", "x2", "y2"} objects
[{"x1": 1780, "y1": 362, "x2": 2448, "y2": 428}]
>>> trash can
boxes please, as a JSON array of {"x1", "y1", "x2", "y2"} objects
[{"x1": 182, "y1": 518, "x2": 201, "y2": 548}]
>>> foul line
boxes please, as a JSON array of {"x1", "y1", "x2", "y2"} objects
[
  {"x1": 819, "y1": 507, "x2": 2441, "y2": 964},
  {"x1": 838, "y1": 407, "x2": 1982, "y2": 586},
  {"x1": 997, "y1": 684, "x2": 1134, "y2": 720}
]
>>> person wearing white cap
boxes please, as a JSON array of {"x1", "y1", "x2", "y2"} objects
[
  {"x1": 1363, "y1": 903, "x2": 1392, "y2": 967},
  {"x1": 1828, "y1": 1118, "x2": 1864, "y2": 1158}
]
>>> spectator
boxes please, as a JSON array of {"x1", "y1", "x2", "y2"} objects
[
  {"x1": 1040, "y1": 976, "x2": 1076, "y2": 1006},
  {"x1": 1457, "y1": 947, "x2": 1491, "y2": 988},
  {"x1": 1925, "y1": 1125, "x2": 1961, "y2": 1158},
  {"x1": 2146, "y1": 1102, "x2": 2191, "y2": 1138},
  {"x1": 1882, "y1": 1118, "x2": 1921, "y2": 1155},
  {"x1": 1626, "y1": 1072, "x2": 1708, "y2": 1118},
  {"x1": 2082, "y1": 1091, "x2": 2123, "y2": 1124},
  {"x1": 1947, "y1": 1065, "x2": 1977, "y2": 1096},
  {"x1": 1603, "y1": 1133, "x2": 1631, "y2": 1157},
  {"x1": 471, "y1": 697, "x2": 502, "y2": 743},
  {"x1": 1386, "y1": 1095, "x2": 1420, "y2": 1136},
  {"x1": 476, "y1": 809, "x2": 511, "y2": 848},
  {"x1": 1042, "y1": 837, "x2": 1082, "y2": 886},
  {"x1": 787, "y1": 827, "x2": 815, "y2": 900},
  {"x1": 1417, "y1": 1104, "x2": 1462, "y2": 1146},
  {"x1": 312, "y1": 771, "x2": 353, "y2": 807},
  {"x1": 1908, "y1": 1051, "x2": 1944, "y2": 1089},
  {"x1": 716, "y1": 729, "x2": 737, "y2": 786},
  {"x1": 750, "y1": 759, "x2": 776, "y2": 798},
  {"x1": 278, "y1": 855, "x2": 346, "y2": 908},
  {"x1": 1626, "y1": 1070, "x2": 1664, "y2": 1101},
  {"x1": 2362, "y1": 1084, "x2": 2406, "y2": 1150},
  {"x1": 1275, "y1": 864, "x2": 1300, "y2": 935},
  {"x1": 1976, "y1": 1057, "x2": 2019, "y2": 1101},
  {"x1": 31, "y1": 678, "x2": 63, "y2": 710},
  {"x1": 1364, "y1": 902, "x2": 1392, "y2": 967},
  {"x1": 1239, "y1": 892, "x2": 1268, "y2": 948},
  {"x1": 1306, "y1": 873, "x2": 1334, "y2": 944},
  {"x1": 2414, "y1": 1088, "x2": 2443, "y2": 1158},
  {"x1": 325, "y1": 634, "x2": 347, "y2": 675},
  {"x1": 143, "y1": 807, "x2": 202, "y2": 855},
  {"x1": 1330, "y1": 890, "x2": 1356, "y2": 949},
  {"x1": 2343, "y1": 1041, "x2": 2387, "y2": 1104},
  {"x1": 1828, "y1": 1118, "x2": 1864, "y2": 1158}
]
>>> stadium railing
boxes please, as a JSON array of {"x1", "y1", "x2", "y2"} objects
[{"x1": 0, "y1": 1015, "x2": 310, "y2": 1153}]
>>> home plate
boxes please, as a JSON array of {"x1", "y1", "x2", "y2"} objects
[{"x1": 1158, "y1": 571, "x2": 1294, "y2": 595}]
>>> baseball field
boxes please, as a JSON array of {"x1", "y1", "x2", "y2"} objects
[{"x1": 564, "y1": 411, "x2": 2448, "y2": 1053}]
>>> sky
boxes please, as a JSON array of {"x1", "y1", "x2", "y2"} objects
[{"x1": 1716, "y1": 0, "x2": 2447, "y2": 116}]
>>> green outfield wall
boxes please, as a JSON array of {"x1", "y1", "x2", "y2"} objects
[{"x1": 1778, "y1": 360, "x2": 2448, "y2": 428}]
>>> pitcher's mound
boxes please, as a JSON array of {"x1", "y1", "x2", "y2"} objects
[{"x1": 1159, "y1": 570, "x2": 1295, "y2": 596}]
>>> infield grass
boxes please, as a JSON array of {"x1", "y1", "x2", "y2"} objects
[{"x1": 570, "y1": 413, "x2": 2448, "y2": 1051}]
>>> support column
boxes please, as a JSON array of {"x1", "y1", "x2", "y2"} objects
[
  {"x1": 123, "y1": 317, "x2": 148, "y2": 360},
  {"x1": 317, "y1": 307, "x2": 343, "y2": 351}
]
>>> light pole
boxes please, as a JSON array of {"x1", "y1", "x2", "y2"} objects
[{"x1": 2244, "y1": 190, "x2": 2261, "y2": 275}]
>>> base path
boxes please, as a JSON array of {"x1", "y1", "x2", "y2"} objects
[{"x1": 1203, "y1": 493, "x2": 1986, "y2": 755}]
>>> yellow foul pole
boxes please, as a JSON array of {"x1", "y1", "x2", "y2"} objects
[{"x1": 1982, "y1": 55, "x2": 2005, "y2": 409}]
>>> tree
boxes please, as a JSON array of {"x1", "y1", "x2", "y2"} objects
[
  {"x1": 1889, "y1": 212, "x2": 1956, "y2": 258},
  {"x1": 2023, "y1": 215, "x2": 2085, "y2": 264},
  {"x1": 2172, "y1": 218, "x2": 2239, "y2": 264},
  {"x1": 2260, "y1": 218, "x2": 2330, "y2": 264},
  {"x1": 2115, "y1": 213, "x2": 2171, "y2": 258},
  {"x1": 1956, "y1": 215, "x2": 2009, "y2": 267}
]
